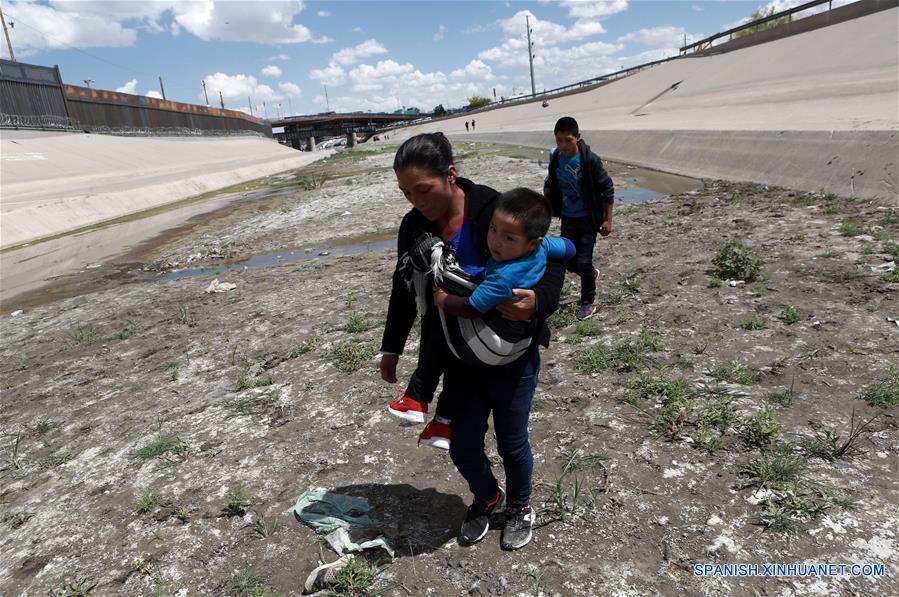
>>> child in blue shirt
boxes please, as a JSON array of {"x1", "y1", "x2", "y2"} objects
[{"x1": 434, "y1": 188, "x2": 574, "y2": 319}]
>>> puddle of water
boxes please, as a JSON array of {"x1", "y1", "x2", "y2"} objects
[
  {"x1": 148, "y1": 238, "x2": 397, "y2": 281},
  {"x1": 145, "y1": 181, "x2": 663, "y2": 284},
  {"x1": 617, "y1": 185, "x2": 665, "y2": 204}
]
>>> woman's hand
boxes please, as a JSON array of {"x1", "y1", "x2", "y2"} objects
[
  {"x1": 496, "y1": 288, "x2": 537, "y2": 321},
  {"x1": 379, "y1": 353, "x2": 399, "y2": 383},
  {"x1": 433, "y1": 287, "x2": 449, "y2": 310}
]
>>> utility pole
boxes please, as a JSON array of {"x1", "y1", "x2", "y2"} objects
[
  {"x1": 0, "y1": 7, "x2": 15, "y2": 62},
  {"x1": 248, "y1": 96, "x2": 253, "y2": 116},
  {"x1": 263, "y1": 101, "x2": 267, "y2": 118},
  {"x1": 219, "y1": 90, "x2": 224, "y2": 109},
  {"x1": 288, "y1": 98, "x2": 293, "y2": 117},
  {"x1": 526, "y1": 14, "x2": 536, "y2": 97},
  {"x1": 323, "y1": 84, "x2": 330, "y2": 112},
  {"x1": 158, "y1": 76, "x2": 166, "y2": 100},
  {"x1": 202, "y1": 80, "x2": 209, "y2": 105}
]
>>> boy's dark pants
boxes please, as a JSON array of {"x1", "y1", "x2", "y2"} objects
[
  {"x1": 405, "y1": 309, "x2": 456, "y2": 419},
  {"x1": 560, "y1": 216, "x2": 598, "y2": 304},
  {"x1": 447, "y1": 346, "x2": 539, "y2": 507}
]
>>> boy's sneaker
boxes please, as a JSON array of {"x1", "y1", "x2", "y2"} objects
[
  {"x1": 303, "y1": 555, "x2": 351, "y2": 594},
  {"x1": 593, "y1": 267, "x2": 600, "y2": 281},
  {"x1": 576, "y1": 302, "x2": 597, "y2": 321},
  {"x1": 418, "y1": 419, "x2": 451, "y2": 450},
  {"x1": 501, "y1": 505, "x2": 535, "y2": 550},
  {"x1": 460, "y1": 487, "x2": 505, "y2": 544},
  {"x1": 387, "y1": 392, "x2": 428, "y2": 423}
]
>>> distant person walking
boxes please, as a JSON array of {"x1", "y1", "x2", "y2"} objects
[
  {"x1": 471, "y1": 119, "x2": 476, "y2": 131},
  {"x1": 465, "y1": 121, "x2": 469, "y2": 133}
]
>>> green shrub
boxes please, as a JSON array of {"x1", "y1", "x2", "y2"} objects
[{"x1": 712, "y1": 241, "x2": 765, "y2": 281}]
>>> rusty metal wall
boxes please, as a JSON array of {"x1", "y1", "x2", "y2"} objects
[
  {"x1": 1, "y1": 59, "x2": 270, "y2": 137},
  {"x1": 0, "y1": 60, "x2": 72, "y2": 128},
  {"x1": 64, "y1": 85, "x2": 272, "y2": 137}
]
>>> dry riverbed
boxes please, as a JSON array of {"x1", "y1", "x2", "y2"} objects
[{"x1": 1, "y1": 144, "x2": 897, "y2": 596}]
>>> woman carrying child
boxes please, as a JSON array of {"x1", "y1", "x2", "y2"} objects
[{"x1": 379, "y1": 133, "x2": 566, "y2": 550}]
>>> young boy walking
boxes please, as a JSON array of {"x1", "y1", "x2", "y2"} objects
[{"x1": 544, "y1": 116, "x2": 615, "y2": 320}]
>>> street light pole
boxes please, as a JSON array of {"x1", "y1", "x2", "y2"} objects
[
  {"x1": 0, "y1": 7, "x2": 15, "y2": 62},
  {"x1": 84, "y1": 79, "x2": 94, "y2": 89},
  {"x1": 526, "y1": 15, "x2": 536, "y2": 97},
  {"x1": 202, "y1": 80, "x2": 209, "y2": 105}
]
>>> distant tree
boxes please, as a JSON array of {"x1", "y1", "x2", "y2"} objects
[
  {"x1": 733, "y1": 6, "x2": 790, "y2": 38},
  {"x1": 467, "y1": 95, "x2": 491, "y2": 109},
  {"x1": 433, "y1": 104, "x2": 447, "y2": 117},
  {"x1": 405, "y1": 107, "x2": 421, "y2": 115}
]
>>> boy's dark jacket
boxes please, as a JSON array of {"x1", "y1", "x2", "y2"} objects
[
  {"x1": 546, "y1": 139, "x2": 615, "y2": 230},
  {"x1": 380, "y1": 178, "x2": 565, "y2": 356}
]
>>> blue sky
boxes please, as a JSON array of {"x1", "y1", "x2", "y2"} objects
[{"x1": 1, "y1": 1, "x2": 846, "y2": 117}]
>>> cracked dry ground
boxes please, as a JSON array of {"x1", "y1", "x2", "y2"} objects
[{"x1": 1, "y1": 146, "x2": 897, "y2": 596}]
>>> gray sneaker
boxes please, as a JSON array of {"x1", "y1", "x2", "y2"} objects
[
  {"x1": 460, "y1": 487, "x2": 504, "y2": 544},
  {"x1": 303, "y1": 555, "x2": 351, "y2": 594},
  {"x1": 501, "y1": 505, "x2": 535, "y2": 550}
]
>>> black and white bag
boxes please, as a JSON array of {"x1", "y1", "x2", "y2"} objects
[{"x1": 406, "y1": 233, "x2": 534, "y2": 368}]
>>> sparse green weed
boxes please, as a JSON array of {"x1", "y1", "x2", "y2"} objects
[
  {"x1": 330, "y1": 555, "x2": 375, "y2": 597},
  {"x1": 331, "y1": 340, "x2": 379, "y2": 372},
  {"x1": 739, "y1": 446, "x2": 805, "y2": 491},
  {"x1": 780, "y1": 306, "x2": 801, "y2": 325},
  {"x1": 710, "y1": 360, "x2": 758, "y2": 385},
  {"x1": 569, "y1": 320, "x2": 602, "y2": 342},
  {"x1": 343, "y1": 312, "x2": 370, "y2": 333},
  {"x1": 548, "y1": 305, "x2": 578, "y2": 329},
  {"x1": 133, "y1": 436, "x2": 188, "y2": 463},
  {"x1": 227, "y1": 567, "x2": 271, "y2": 597},
  {"x1": 708, "y1": 276, "x2": 722, "y2": 288},
  {"x1": 224, "y1": 485, "x2": 252, "y2": 516},
  {"x1": 135, "y1": 489, "x2": 160, "y2": 514},
  {"x1": 712, "y1": 241, "x2": 765, "y2": 281},
  {"x1": 740, "y1": 408, "x2": 782, "y2": 448},
  {"x1": 741, "y1": 315, "x2": 766, "y2": 331},
  {"x1": 839, "y1": 222, "x2": 861, "y2": 237},
  {"x1": 68, "y1": 325, "x2": 97, "y2": 346},
  {"x1": 858, "y1": 367, "x2": 899, "y2": 407}
]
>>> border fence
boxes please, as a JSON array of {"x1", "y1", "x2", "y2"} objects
[{"x1": 0, "y1": 59, "x2": 271, "y2": 137}]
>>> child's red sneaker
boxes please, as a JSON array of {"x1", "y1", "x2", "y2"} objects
[
  {"x1": 418, "y1": 419, "x2": 451, "y2": 450},
  {"x1": 387, "y1": 392, "x2": 428, "y2": 423}
]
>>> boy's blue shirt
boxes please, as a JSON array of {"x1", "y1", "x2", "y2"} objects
[
  {"x1": 548, "y1": 147, "x2": 589, "y2": 218},
  {"x1": 467, "y1": 236, "x2": 574, "y2": 313}
]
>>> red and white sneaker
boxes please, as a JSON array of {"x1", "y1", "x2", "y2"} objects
[
  {"x1": 418, "y1": 419, "x2": 451, "y2": 450},
  {"x1": 593, "y1": 267, "x2": 600, "y2": 281},
  {"x1": 387, "y1": 392, "x2": 428, "y2": 423}
]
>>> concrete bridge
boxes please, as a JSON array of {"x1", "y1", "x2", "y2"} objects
[{"x1": 271, "y1": 112, "x2": 418, "y2": 150}]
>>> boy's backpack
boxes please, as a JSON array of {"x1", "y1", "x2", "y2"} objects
[{"x1": 407, "y1": 233, "x2": 534, "y2": 368}]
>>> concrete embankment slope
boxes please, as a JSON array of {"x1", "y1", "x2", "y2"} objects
[
  {"x1": 400, "y1": 5, "x2": 898, "y2": 200},
  {"x1": 0, "y1": 132, "x2": 320, "y2": 248}
]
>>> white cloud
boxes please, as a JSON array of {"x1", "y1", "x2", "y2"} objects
[
  {"x1": 351, "y1": 26, "x2": 362, "y2": 33},
  {"x1": 261, "y1": 65, "x2": 283, "y2": 77},
  {"x1": 450, "y1": 60, "x2": 494, "y2": 81},
  {"x1": 618, "y1": 26, "x2": 700, "y2": 48},
  {"x1": 332, "y1": 39, "x2": 388, "y2": 66},
  {"x1": 559, "y1": 0, "x2": 628, "y2": 19},
  {"x1": 171, "y1": 1, "x2": 330, "y2": 44},
  {"x1": 4, "y1": 0, "x2": 330, "y2": 57},
  {"x1": 146, "y1": 90, "x2": 163, "y2": 99},
  {"x1": 278, "y1": 82, "x2": 301, "y2": 96},
  {"x1": 116, "y1": 79, "x2": 138, "y2": 94},
  {"x1": 271, "y1": 53, "x2": 290, "y2": 61},
  {"x1": 434, "y1": 24, "x2": 447, "y2": 41},
  {"x1": 3, "y1": 0, "x2": 137, "y2": 55},
  {"x1": 317, "y1": 10, "x2": 331, "y2": 17},
  {"x1": 691, "y1": 4, "x2": 704, "y2": 12},
  {"x1": 309, "y1": 63, "x2": 346, "y2": 86},
  {"x1": 202, "y1": 72, "x2": 280, "y2": 106}
]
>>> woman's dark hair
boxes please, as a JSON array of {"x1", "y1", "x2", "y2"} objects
[
  {"x1": 496, "y1": 187, "x2": 552, "y2": 240},
  {"x1": 393, "y1": 132, "x2": 454, "y2": 177},
  {"x1": 553, "y1": 116, "x2": 579, "y2": 136}
]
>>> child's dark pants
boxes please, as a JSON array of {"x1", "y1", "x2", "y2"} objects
[{"x1": 560, "y1": 216, "x2": 597, "y2": 304}]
